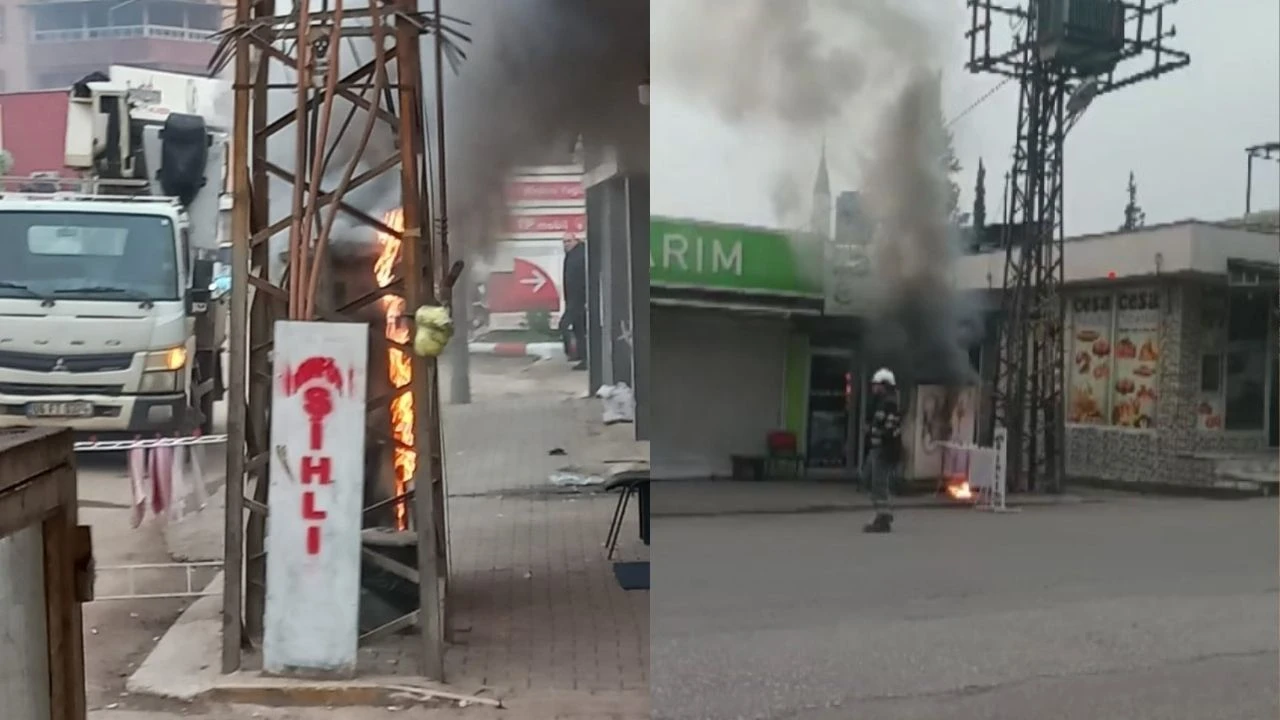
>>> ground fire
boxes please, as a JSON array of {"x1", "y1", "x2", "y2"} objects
[
  {"x1": 375, "y1": 207, "x2": 413, "y2": 531},
  {"x1": 946, "y1": 480, "x2": 973, "y2": 501}
]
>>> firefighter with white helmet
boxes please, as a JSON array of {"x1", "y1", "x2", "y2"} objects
[{"x1": 864, "y1": 367, "x2": 904, "y2": 533}]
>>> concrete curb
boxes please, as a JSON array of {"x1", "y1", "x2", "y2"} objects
[
  {"x1": 126, "y1": 572, "x2": 500, "y2": 709},
  {"x1": 206, "y1": 678, "x2": 501, "y2": 709},
  {"x1": 469, "y1": 341, "x2": 565, "y2": 360},
  {"x1": 651, "y1": 494, "x2": 1092, "y2": 519},
  {"x1": 125, "y1": 575, "x2": 225, "y2": 702},
  {"x1": 1069, "y1": 474, "x2": 1274, "y2": 499}
]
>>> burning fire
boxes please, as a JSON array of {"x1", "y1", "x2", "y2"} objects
[
  {"x1": 945, "y1": 476, "x2": 974, "y2": 501},
  {"x1": 375, "y1": 207, "x2": 413, "y2": 531}
]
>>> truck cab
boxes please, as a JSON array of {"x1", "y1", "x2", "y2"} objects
[{"x1": 0, "y1": 70, "x2": 227, "y2": 438}]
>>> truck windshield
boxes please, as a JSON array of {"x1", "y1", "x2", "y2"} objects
[{"x1": 0, "y1": 211, "x2": 179, "y2": 301}]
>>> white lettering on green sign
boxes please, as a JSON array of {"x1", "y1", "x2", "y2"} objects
[{"x1": 652, "y1": 232, "x2": 743, "y2": 277}]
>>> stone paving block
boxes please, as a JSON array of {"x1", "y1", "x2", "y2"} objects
[
  {"x1": 442, "y1": 494, "x2": 649, "y2": 693},
  {"x1": 156, "y1": 361, "x2": 649, "y2": 705}
]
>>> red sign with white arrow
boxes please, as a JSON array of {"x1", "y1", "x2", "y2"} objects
[{"x1": 486, "y1": 258, "x2": 561, "y2": 313}]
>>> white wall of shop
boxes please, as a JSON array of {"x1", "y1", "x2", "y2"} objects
[
  {"x1": 952, "y1": 222, "x2": 1278, "y2": 290},
  {"x1": 651, "y1": 308, "x2": 788, "y2": 479}
]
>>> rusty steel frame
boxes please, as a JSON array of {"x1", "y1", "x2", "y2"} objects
[{"x1": 214, "y1": 0, "x2": 463, "y2": 679}]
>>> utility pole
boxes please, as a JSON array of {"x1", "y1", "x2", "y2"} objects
[
  {"x1": 214, "y1": 0, "x2": 463, "y2": 678},
  {"x1": 448, "y1": 268, "x2": 472, "y2": 404},
  {"x1": 1244, "y1": 142, "x2": 1280, "y2": 217},
  {"x1": 965, "y1": 0, "x2": 1188, "y2": 492},
  {"x1": 434, "y1": 0, "x2": 469, "y2": 406}
]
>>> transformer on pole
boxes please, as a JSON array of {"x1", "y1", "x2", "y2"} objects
[
  {"x1": 212, "y1": 0, "x2": 465, "y2": 679},
  {"x1": 965, "y1": 0, "x2": 1189, "y2": 492}
]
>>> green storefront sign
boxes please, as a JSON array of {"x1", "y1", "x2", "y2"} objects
[{"x1": 650, "y1": 217, "x2": 822, "y2": 296}]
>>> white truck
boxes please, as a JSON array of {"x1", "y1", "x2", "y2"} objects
[{"x1": 0, "y1": 71, "x2": 227, "y2": 438}]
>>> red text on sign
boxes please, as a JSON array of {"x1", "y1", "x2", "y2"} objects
[
  {"x1": 301, "y1": 455, "x2": 332, "y2": 485},
  {"x1": 282, "y1": 355, "x2": 346, "y2": 557}
]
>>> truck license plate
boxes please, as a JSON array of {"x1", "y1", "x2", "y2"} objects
[{"x1": 26, "y1": 401, "x2": 94, "y2": 419}]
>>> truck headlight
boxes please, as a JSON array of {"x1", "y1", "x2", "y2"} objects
[
  {"x1": 145, "y1": 347, "x2": 187, "y2": 372},
  {"x1": 139, "y1": 371, "x2": 183, "y2": 394}
]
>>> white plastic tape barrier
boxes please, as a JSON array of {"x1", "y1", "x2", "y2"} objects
[
  {"x1": 73, "y1": 435, "x2": 228, "y2": 527},
  {"x1": 73, "y1": 434, "x2": 228, "y2": 453}
]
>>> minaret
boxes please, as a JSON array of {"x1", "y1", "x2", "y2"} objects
[{"x1": 809, "y1": 139, "x2": 832, "y2": 238}]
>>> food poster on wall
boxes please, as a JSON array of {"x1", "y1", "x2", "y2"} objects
[
  {"x1": 1067, "y1": 293, "x2": 1113, "y2": 424},
  {"x1": 1111, "y1": 289, "x2": 1162, "y2": 428},
  {"x1": 1195, "y1": 288, "x2": 1228, "y2": 430}
]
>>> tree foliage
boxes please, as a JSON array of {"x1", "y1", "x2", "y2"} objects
[
  {"x1": 973, "y1": 158, "x2": 988, "y2": 231},
  {"x1": 922, "y1": 71, "x2": 964, "y2": 224}
]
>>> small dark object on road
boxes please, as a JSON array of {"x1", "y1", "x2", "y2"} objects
[
  {"x1": 548, "y1": 447, "x2": 566, "y2": 456},
  {"x1": 613, "y1": 561, "x2": 649, "y2": 590},
  {"x1": 864, "y1": 512, "x2": 894, "y2": 533}
]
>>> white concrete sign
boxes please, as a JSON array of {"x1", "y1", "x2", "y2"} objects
[{"x1": 263, "y1": 320, "x2": 368, "y2": 676}]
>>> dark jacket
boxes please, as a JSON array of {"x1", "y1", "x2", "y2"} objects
[
  {"x1": 562, "y1": 242, "x2": 586, "y2": 317},
  {"x1": 867, "y1": 392, "x2": 904, "y2": 464}
]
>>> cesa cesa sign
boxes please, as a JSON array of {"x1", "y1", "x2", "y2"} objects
[
  {"x1": 263, "y1": 320, "x2": 367, "y2": 676},
  {"x1": 1071, "y1": 289, "x2": 1160, "y2": 315}
]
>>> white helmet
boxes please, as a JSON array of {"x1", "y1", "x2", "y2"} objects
[{"x1": 872, "y1": 368, "x2": 896, "y2": 386}]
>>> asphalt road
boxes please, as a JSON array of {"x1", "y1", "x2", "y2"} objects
[{"x1": 650, "y1": 497, "x2": 1280, "y2": 720}]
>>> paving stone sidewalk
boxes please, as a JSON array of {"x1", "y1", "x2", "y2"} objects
[
  {"x1": 156, "y1": 356, "x2": 648, "y2": 714},
  {"x1": 434, "y1": 361, "x2": 649, "y2": 696}
]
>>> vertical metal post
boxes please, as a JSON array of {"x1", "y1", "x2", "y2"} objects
[
  {"x1": 1245, "y1": 151, "x2": 1254, "y2": 216},
  {"x1": 396, "y1": 0, "x2": 444, "y2": 680},
  {"x1": 437, "y1": 0, "x2": 470, "y2": 408},
  {"x1": 433, "y1": 0, "x2": 450, "y2": 281},
  {"x1": 243, "y1": 18, "x2": 275, "y2": 640},
  {"x1": 221, "y1": 0, "x2": 252, "y2": 674}
]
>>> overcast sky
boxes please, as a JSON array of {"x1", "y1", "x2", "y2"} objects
[{"x1": 651, "y1": 0, "x2": 1280, "y2": 237}]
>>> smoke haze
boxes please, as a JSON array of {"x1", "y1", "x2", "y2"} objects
[
  {"x1": 440, "y1": 0, "x2": 648, "y2": 260},
  {"x1": 654, "y1": 0, "x2": 978, "y2": 384},
  {"x1": 264, "y1": 0, "x2": 648, "y2": 280}
]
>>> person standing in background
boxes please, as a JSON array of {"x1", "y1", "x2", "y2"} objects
[
  {"x1": 863, "y1": 368, "x2": 904, "y2": 533},
  {"x1": 561, "y1": 233, "x2": 588, "y2": 370}
]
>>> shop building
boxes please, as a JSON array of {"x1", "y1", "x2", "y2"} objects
[
  {"x1": 955, "y1": 220, "x2": 1279, "y2": 489},
  {"x1": 652, "y1": 216, "x2": 1277, "y2": 490},
  {"x1": 649, "y1": 215, "x2": 974, "y2": 480},
  {"x1": 650, "y1": 216, "x2": 823, "y2": 479},
  {"x1": 580, "y1": 52, "x2": 650, "y2": 440}
]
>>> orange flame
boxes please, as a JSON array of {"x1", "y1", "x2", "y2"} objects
[
  {"x1": 945, "y1": 476, "x2": 973, "y2": 501},
  {"x1": 375, "y1": 208, "x2": 412, "y2": 531}
]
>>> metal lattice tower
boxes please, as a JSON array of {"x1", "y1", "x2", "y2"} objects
[
  {"x1": 966, "y1": 0, "x2": 1189, "y2": 492},
  {"x1": 211, "y1": 0, "x2": 466, "y2": 678}
]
